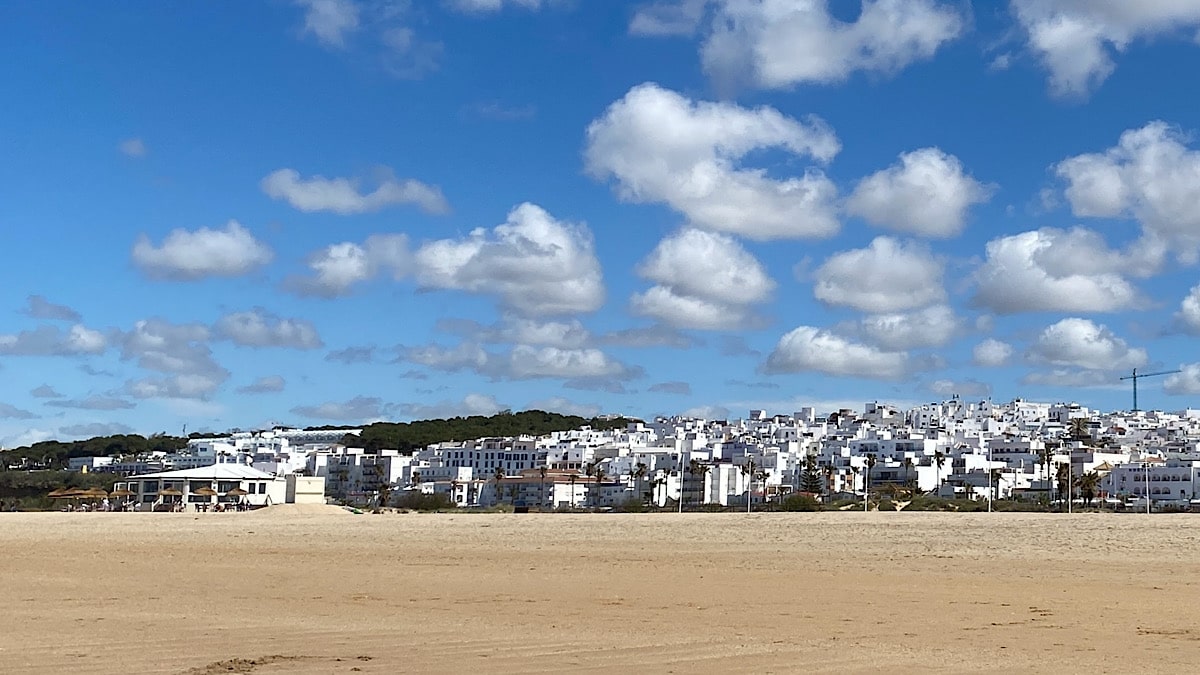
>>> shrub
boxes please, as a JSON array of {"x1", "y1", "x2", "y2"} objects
[
  {"x1": 617, "y1": 497, "x2": 646, "y2": 513},
  {"x1": 779, "y1": 494, "x2": 822, "y2": 512},
  {"x1": 390, "y1": 492, "x2": 455, "y2": 511}
]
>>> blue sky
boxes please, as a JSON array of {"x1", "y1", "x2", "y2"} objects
[{"x1": 5, "y1": 0, "x2": 1200, "y2": 444}]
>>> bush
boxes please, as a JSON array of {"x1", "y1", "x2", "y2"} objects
[
  {"x1": 617, "y1": 497, "x2": 646, "y2": 513},
  {"x1": 779, "y1": 494, "x2": 822, "y2": 512},
  {"x1": 390, "y1": 492, "x2": 455, "y2": 511}
]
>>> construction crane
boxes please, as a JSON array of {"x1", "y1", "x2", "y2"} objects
[{"x1": 1120, "y1": 368, "x2": 1181, "y2": 412}]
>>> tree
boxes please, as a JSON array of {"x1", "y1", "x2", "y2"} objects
[
  {"x1": 493, "y1": 466, "x2": 505, "y2": 507},
  {"x1": 568, "y1": 474, "x2": 577, "y2": 509},
  {"x1": 740, "y1": 458, "x2": 758, "y2": 512},
  {"x1": 584, "y1": 462, "x2": 598, "y2": 509},
  {"x1": 933, "y1": 450, "x2": 947, "y2": 494},
  {"x1": 1078, "y1": 471, "x2": 1101, "y2": 507},
  {"x1": 538, "y1": 465, "x2": 548, "y2": 510},
  {"x1": 1068, "y1": 417, "x2": 1091, "y2": 444},
  {"x1": 1038, "y1": 445, "x2": 1055, "y2": 504},
  {"x1": 864, "y1": 454, "x2": 877, "y2": 509},
  {"x1": 687, "y1": 459, "x2": 711, "y2": 508},
  {"x1": 799, "y1": 455, "x2": 824, "y2": 495},
  {"x1": 1056, "y1": 463, "x2": 1071, "y2": 509},
  {"x1": 593, "y1": 466, "x2": 606, "y2": 508},
  {"x1": 633, "y1": 462, "x2": 648, "y2": 503},
  {"x1": 903, "y1": 456, "x2": 916, "y2": 492}
]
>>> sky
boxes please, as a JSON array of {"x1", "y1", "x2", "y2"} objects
[{"x1": 5, "y1": 0, "x2": 1200, "y2": 445}]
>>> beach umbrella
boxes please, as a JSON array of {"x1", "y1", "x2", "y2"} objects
[
  {"x1": 46, "y1": 488, "x2": 69, "y2": 498},
  {"x1": 192, "y1": 487, "x2": 217, "y2": 496},
  {"x1": 109, "y1": 488, "x2": 134, "y2": 497},
  {"x1": 224, "y1": 487, "x2": 248, "y2": 496},
  {"x1": 81, "y1": 488, "x2": 108, "y2": 498},
  {"x1": 157, "y1": 488, "x2": 183, "y2": 496}
]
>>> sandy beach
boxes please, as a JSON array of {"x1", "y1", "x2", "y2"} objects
[{"x1": 2, "y1": 506, "x2": 1199, "y2": 673}]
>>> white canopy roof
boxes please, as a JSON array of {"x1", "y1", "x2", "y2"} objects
[{"x1": 129, "y1": 463, "x2": 279, "y2": 481}]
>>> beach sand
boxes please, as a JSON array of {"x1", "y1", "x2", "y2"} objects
[{"x1": 2, "y1": 507, "x2": 1199, "y2": 673}]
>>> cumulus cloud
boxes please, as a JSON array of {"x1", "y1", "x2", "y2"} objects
[
  {"x1": 288, "y1": 234, "x2": 411, "y2": 298},
  {"x1": 119, "y1": 319, "x2": 228, "y2": 400},
  {"x1": 597, "y1": 325, "x2": 701, "y2": 349},
  {"x1": 236, "y1": 376, "x2": 287, "y2": 394},
  {"x1": 45, "y1": 395, "x2": 136, "y2": 411},
  {"x1": 1011, "y1": 1, "x2": 1200, "y2": 98},
  {"x1": 1027, "y1": 318, "x2": 1147, "y2": 370},
  {"x1": 295, "y1": 0, "x2": 359, "y2": 48},
  {"x1": 929, "y1": 378, "x2": 991, "y2": 398},
  {"x1": 847, "y1": 305, "x2": 961, "y2": 350},
  {"x1": 699, "y1": 0, "x2": 965, "y2": 90},
  {"x1": 59, "y1": 422, "x2": 135, "y2": 438},
  {"x1": 214, "y1": 309, "x2": 323, "y2": 350},
  {"x1": 399, "y1": 342, "x2": 636, "y2": 382},
  {"x1": 631, "y1": 229, "x2": 775, "y2": 330},
  {"x1": 30, "y1": 385, "x2": 62, "y2": 398},
  {"x1": 325, "y1": 346, "x2": 376, "y2": 364},
  {"x1": 972, "y1": 227, "x2": 1152, "y2": 314},
  {"x1": 526, "y1": 396, "x2": 603, "y2": 418},
  {"x1": 1165, "y1": 364, "x2": 1200, "y2": 395},
  {"x1": 118, "y1": 138, "x2": 146, "y2": 157},
  {"x1": 0, "y1": 403, "x2": 37, "y2": 420},
  {"x1": 23, "y1": 295, "x2": 81, "y2": 321},
  {"x1": 585, "y1": 82, "x2": 841, "y2": 240},
  {"x1": 973, "y1": 338, "x2": 1014, "y2": 367},
  {"x1": 764, "y1": 326, "x2": 910, "y2": 379},
  {"x1": 132, "y1": 221, "x2": 273, "y2": 281},
  {"x1": 413, "y1": 203, "x2": 605, "y2": 315},
  {"x1": 292, "y1": 395, "x2": 391, "y2": 422},
  {"x1": 395, "y1": 393, "x2": 506, "y2": 420},
  {"x1": 0, "y1": 325, "x2": 107, "y2": 356},
  {"x1": 649, "y1": 381, "x2": 692, "y2": 395},
  {"x1": 437, "y1": 316, "x2": 591, "y2": 349},
  {"x1": 630, "y1": 0, "x2": 709, "y2": 35},
  {"x1": 1055, "y1": 122, "x2": 1200, "y2": 262},
  {"x1": 847, "y1": 147, "x2": 993, "y2": 237},
  {"x1": 261, "y1": 168, "x2": 449, "y2": 215},
  {"x1": 812, "y1": 236, "x2": 945, "y2": 313},
  {"x1": 447, "y1": 0, "x2": 557, "y2": 12},
  {"x1": 1175, "y1": 284, "x2": 1200, "y2": 334}
]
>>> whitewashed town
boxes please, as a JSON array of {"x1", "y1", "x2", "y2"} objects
[{"x1": 51, "y1": 396, "x2": 1200, "y2": 513}]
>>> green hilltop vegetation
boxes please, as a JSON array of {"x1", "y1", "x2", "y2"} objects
[
  {"x1": 0, "y1": 410, "x2": 640, "y2": 469},
  {"x1": 314, "y1": 409, "x2": 640, "y2": 453}
]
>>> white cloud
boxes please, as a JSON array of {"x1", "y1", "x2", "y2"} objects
[
  {"x1": 22, "y1": 295, "x2": 81, "y2": 322},
  {"x1": 631, "y1": 228, "x2": 775, "y2": 330},
  {"x1": 448, "y1": 0, "x2": 555, "y2": 12},
  {"x1": 413, "y1": 203, "x2": 605, "y2": 316},
  {"x1": 649, "y1": 381, "x2": 692, "y2": 395},
  {"x1": 1165, "y1": 364, "x2": 1200, "y2": 395},
  {"x1": 700, "y1": 0, "x2": 965, "y2": 90},
  {"x1": 119, "y1": 319, "x2": 228, "y2": 400},
  {"x1": 630, "y1": 0, "x2": 709, "y2": 36},
  {"x1": 849, "y1": 305, "x2": 961, "y2": 350},
  {"x1": 1020, "y1": 369, "x2": 1116, "y2": 388},
  {"x1": 680, "y1": 404, "x2": 732, "y2": 420},
  {"x1": 1027, "y1": 317, "x2": 1147, "y2": 370},
  {"x1": 59, "y1": 422, "x2": 135, "y2": 438},
  {"x1": 292, "y1": 395, "x2": 391, "y2": 422},
  {"x1": 396, "y1": 393, "x2": 506, "y2": 420},
  {"x1": 214, "y1": 309, "x2": 323, "y2": 350},
  {"x1": 812, "y1": 236, "x2": 945, "y2": 313},
  {"x1": 972, "y1": 228, "x2": 1151, "y2": 314},
  {"x1": 1055, "y1": 122, "x2": 1200, "y2": 262},
  {"x1": 0, "y1": 324, "x2": 108, "y2": 356},
  {"x1": 764, "y1": 326, "x2": 910, "y2": 379},
  {"x1": 262, "y1": 168, "x2": 449, "y2": 216},
  {"x1": 118, "y1": 138, "x2": 146, "y2": 158},
  {"x1": 380, "y1": 26, "x2": 444, "y2": 79},
  {"x1": 1175, "y1": 284, "x2": 1200, "y2": 334},
  {"x1": 132, "y1": 220, "x2": 273, "y2": 281},
  {"x1": 847, "y1": 147, "x2": 993, "y2": 237},
  {"x1": 237, "y1": 376, "x2": 287, "y2": 394},
  {"x1": 1011, "y1": 0, "x2": 1200, "y2": 98},
  {"x1": 399, "y1": 342, "x2": 635, "y2": 381},
  {"x1": 527, "y1": 396, "x2": 603, "y2": 418},
  {"x1": 0, "y1": 403, "x2": 37, "y2": 420},
  {"x1": 929, "y1": 378, "x2": 992, "y2": 398},
  {"x1": 438, "y1": 316, "x2": 592, "y2": 349},
  {"x1": 585, "y1": 82, "x2": 841, "y2": 240},
  {"x1": 296, "y1": 0, "x2": 360, "y2": 48},
  {"x1": 973, "y1": 338, "x2": 1014, "y2": 367},
  {"x1": 46, "y1": 396, "x2": 135, "y2": 411},
  {"x1": 30, "y1": 385, "x2": 61, "y2": 398},
  {"x1": 289, "y1": 234, "x2": 411, "y2": 298}
]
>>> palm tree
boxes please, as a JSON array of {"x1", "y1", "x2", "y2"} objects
[
  {"x1": 568, "y1": 474, "x2": 577, "y2": 509},
  {"x1": 633, "y1": 462, "x2": 648, "y2": 503},
  {"x1": 493, "y1": 466, "x2": 505, "y2": 507},
  {"x1": 933, "y1": 450, "x2": 946, "y2": 494},
  {"x1": 1078, "y1": 471, "x2": 1101, "y2": 508},
  {"x1": 864, "y1": 454, "x2": 877, "y2": 510},
  {"x1": 903, "y1": 456, "x2": 915, "y2": 493},
  {"x1": 740, "y1": 458, "x2": 758, "y2": 513},
  {"x1": 538, "y1": 465, "x2": 548, "y2": 510},
  {"x1": 1038, "y1": 445, "x2": 1055, "y2": 505},
  {"x1": 593, "y1": 466, "x2": 606, "y2": 509},
  {"x1": 1068, "y1": 417, "x2": 1091, "y2": 444},
  {"x1": 687, "y1": 459, "x2": 712, "y2": 508},
  {"x1": 584, "y1": 462, "x2": 597, "y2": 509},
  {"x1": 1055, "y1": 463, "x2": 1071, "y2": 510}
]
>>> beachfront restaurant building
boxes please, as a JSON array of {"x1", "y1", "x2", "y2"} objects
[{"x1": 117, "y1": 463, "x2": 290, "y2": 509}]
